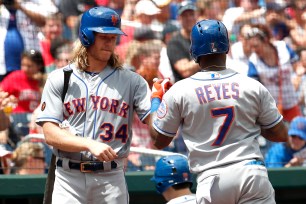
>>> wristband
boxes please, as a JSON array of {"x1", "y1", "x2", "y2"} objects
[{"x1": 150, "y1": 98, "x2": 161, "y2": 113}]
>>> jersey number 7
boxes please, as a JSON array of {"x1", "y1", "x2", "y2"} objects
[{"x1": 211, "y1": 106, "x2": 234, "y2": 146}]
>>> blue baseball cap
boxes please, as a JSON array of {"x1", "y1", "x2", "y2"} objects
[
  {"x1": 288, "y1": 117, "x2": 306, "y2": 140},
  {"x1": 177, "y1": 1, "x2": 197, "y2": 16}
]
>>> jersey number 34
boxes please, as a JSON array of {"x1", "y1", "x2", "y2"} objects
[{"x1": 99, "y1": 123, "x2": 128, "y2": 143}]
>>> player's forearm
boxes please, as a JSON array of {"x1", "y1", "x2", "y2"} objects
[
  {"x1": 153, "y1": 139, "x2": 170, "y2": 150},
  {"x1": 146, "y1": 78, "x2": 174, "y2": 149},
  {"x1": 145, "y1": 114, "x2": 171, "y2": 149},
  {"x1": 42, "y1": 122, "x2": 93, "y2": 153},
  {"x1": 149, "y1": 128, "x2": 162, "y2": 149},
  {"x1": 261, "y1": 120, "x2": 288, "y2": 142},
  {"x1": 145, "y1": 114, "x2": 159, "y2": 147},
  {"x1": 149, "y1": 126, "x2": 173, "y2": 149}
]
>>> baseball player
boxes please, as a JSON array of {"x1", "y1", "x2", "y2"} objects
[
  {"x1": 151, "y1": 155, "x2": 196, "y2": 204},
  {"x1": 149, "y1": 19, "x2": 289, "y2": 204},
  {"x1": 36, "y1": 7, "x2": 153, "y2": 204}
]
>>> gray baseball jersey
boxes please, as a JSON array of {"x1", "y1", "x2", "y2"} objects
[
  {"x1": 153, "y1": 68, "x2": 282, "y2": 173},
  {"x1": 167, "y1": 194, "x2": 196, "y2": 204},
  {"x1": 36, "y1": 64, "x2": 151, "y2": 161}
]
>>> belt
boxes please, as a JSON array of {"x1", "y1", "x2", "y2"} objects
[
  {"x1": 56, "y1": 159, "x2": 117, "y2": 173},
  {"x1": 245, "y1": 160, "x2": 265, "y2": 167}
]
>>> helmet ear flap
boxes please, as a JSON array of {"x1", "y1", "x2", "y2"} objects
[
  {"x1": 190, "y1": 42, "x2": 199, "y2": 63},
  {"x1": 80, "y1": 28, "x2": 95, "y2": 47}
]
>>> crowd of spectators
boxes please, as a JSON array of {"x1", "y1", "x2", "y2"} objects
[{"x1": 1, "y1": 0, "x2": 306, "y2": 174}]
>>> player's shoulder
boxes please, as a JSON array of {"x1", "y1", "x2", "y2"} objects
[
  {"x1": 186, "y1": 68, "x2": 240, "y2": 82},
  {"x1": 166, "y1": 77, "x2": 194, "y2": 97},
  {"x1": 166, "y1": 194, "x2": 196, "y2": 204},
  {"x1": 48, "y1": 64, "x2": 75, "y2": 77},
  {"x1": 46, "y1": 64, "x2": 76, "y2": 87},
  {"x1": 117, "y1": 67, "x2": 136, "y2": 74},
  {"x1": 231, "y1": 70, "x2": 267, "y2": 89},
  {"x1": 117, "y1": 67, "x2": 142, "y2": 78},
  {"x1": 47, "y1": 66, "x2": 65, "y2": 77},
  {"x1": 117, "y1": 67, "x2": 147, "y2": 84},
  {"x1": 187, "y1": 68, "x2": 264, "y2": 89}
]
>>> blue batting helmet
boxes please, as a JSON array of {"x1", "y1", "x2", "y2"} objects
[
  {"x1": 151, "y1": 155, "x2": 193, "y2": 194},
  {"x1": 190, "y1": 19, "x2": 229, "y2": 62},
  {"x1": 79, "y1": 7, "x2": 126, "y2": 47}
]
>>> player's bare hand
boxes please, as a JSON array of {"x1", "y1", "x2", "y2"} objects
[{"x1": 89, "y1": 142, "x2": 118, "y2": 162}]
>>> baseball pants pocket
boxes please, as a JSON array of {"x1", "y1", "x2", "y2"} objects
[
  {"x1": 195, "y1": 160, "x2": 275, "y2": 204},
  {"x1": 238, "y1": 165, "x2": 276, "y2": 204},
  {"x1": 196, "y1": 174, "x2": 218, "y2": 204}
]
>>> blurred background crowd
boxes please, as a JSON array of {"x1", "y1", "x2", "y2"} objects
[{"x1": 0, "y1": 0, "x2": 306, "y2": 175}]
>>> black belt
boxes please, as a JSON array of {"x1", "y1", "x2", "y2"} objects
[{"x1": 56, "y1": 159, "x2": 117, "y2": 173}]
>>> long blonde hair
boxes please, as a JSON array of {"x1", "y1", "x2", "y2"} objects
[
  {"x1": 71, "y1": 40, "x2": 123, "y2": 71},
  {"x1": 11, "y1": 142, "x2": 44, "y2": 168}
]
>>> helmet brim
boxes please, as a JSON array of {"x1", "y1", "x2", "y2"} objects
[{"x1": 89, "y1": 27, "x2": 127, "y2": 36}]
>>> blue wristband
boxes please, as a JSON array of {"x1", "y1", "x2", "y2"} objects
[{"x1": 150, "y1": 98, "x2": 161, "y2": 113}]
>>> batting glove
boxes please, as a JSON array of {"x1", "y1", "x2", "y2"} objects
[{"x1": 150, "y1": 78, "x2": 172, "y2": 112}]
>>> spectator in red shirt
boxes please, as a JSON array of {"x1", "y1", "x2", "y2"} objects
[{"x1": 0, "y1": 50, "x2": 44, "y2": 114}]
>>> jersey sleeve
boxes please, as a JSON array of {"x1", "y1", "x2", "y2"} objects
[
  {"x1": 257, "y1": 82, "x2": 283, "y2": 129},
  {"x1": 133, "y1": 74, "x2": 151, "y2": 122},
  {"x1": 152, "y1": 86, "x2": 181, "y2": 137},
  {"x1": 36, "y1": 70, "x2": 65, "y2": 125}
]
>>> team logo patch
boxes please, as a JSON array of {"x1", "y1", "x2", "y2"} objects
[
  {"x1": 41, "y1": 102, "x2": 46, "y2": 111},
  {"x1": 211, "y1": 72, "x2": 220, "y2": 79},
  {"x1": 111, "y1": 15, "x2": 118, "y2": 26},
  {"x1": 183, "y1": 172, "x2": 189, "y2": 181},
  {"x1": 211, "y1": 43, "x2": 217, "y2": 52},
  {"x1": 157, "y1": 100, "x2": 167, "y2": 119}
]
